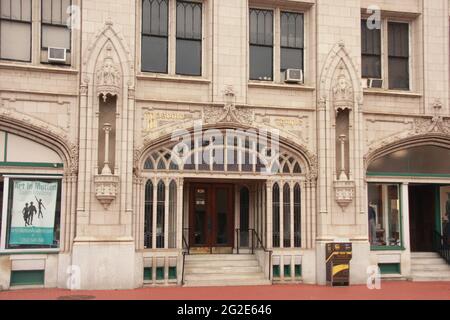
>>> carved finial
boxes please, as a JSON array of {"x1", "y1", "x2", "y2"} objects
[
  {"x1": 432, "y1": 99, "x2": 443, "y2": 114},
  {"x1": 105, "y1": 17, "x2": 113, "y2": 26}
]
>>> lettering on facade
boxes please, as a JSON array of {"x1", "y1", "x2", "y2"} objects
[{"x1": 144, "y1": 111, "x2": 187, "y2": 131}]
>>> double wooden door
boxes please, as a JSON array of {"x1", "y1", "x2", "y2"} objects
[{"x1": 189, "y1": 183, "x2": 234, "y2": 253}]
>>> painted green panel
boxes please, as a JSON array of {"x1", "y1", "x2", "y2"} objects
[
  {"x1": 168, "y1": 266, "x2": 177, "y2": 280},
  {"x1": 295, "y1": 264, "x2": 302, "y2": 277},
  {"x1": 10, "y1": 270, "x2": 45, "y2": 286},
  {"x1": 143, "y1": 267, "x2": 152, "y2": 281},
  {"x1": 283, "y1": 265, "x2": 291, "y2": 277},
  {"x1": 0, "y1": 162, "x2": 63, "y2": 168},
  {"x1": 273, "y1": 265, "x2": 280, "y2": 278},
  {"x1": 378, "y1": 263, "x2": 401, "y2": 275},
  {"x1": 156, "y1": 267, "x2": 164, "y2": 280}
]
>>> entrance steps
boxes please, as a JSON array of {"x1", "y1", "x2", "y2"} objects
[
  {"x1": 411, "y1": 252, "x2": 450, "y2": 282},
  {"x1": 183, "y1": 254, "x2": 271, "y2": 287}
]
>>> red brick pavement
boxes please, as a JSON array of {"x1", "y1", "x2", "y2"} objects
[{"x1": 0, "y1": 282, "x2": 449, "y2": 300}]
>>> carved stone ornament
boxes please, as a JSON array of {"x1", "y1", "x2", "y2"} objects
[
  {"x1": 414, "y1": 116, "x2": 450, "y2": 135},
  {"x1": 334, "y1": 180, "x2": 355, "y2": 210},
  {"x1": 96, "y1": 44, "x2": 121, "y2": 102},
  {"x1": 332, "y1": 65, "x2": 354, "y2": 112},
  {"x1": 204, "y1": 86, "x2": 253, "y2": 125},
  {"x1": 94, "y1": 174, "x2": 119, "y2": 209}
]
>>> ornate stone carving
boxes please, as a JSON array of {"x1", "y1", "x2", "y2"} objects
[
  {"x1": 96, "y1": 44, "x2": 121, "y2": 102},
  {"x1": 414, "y1": 116, "x2": 450, "y2": 135},
  {"x1": 94, "y1": 174, "x2": 119, "y2": 209},
  {"x1": 333, "y1": 65, "x2": 354, "y2": 112},
  {"x1": 334, "y1": 180, "x2": 355, "y2": 210},
  {"x1": 203, "y1": 104, "x2": 254, "y2": 125},
  {"x1": 204, "y1": 86, "x2": 253, "y2": 125}
]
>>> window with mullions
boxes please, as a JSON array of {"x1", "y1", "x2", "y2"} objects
[
  {"x1": 41, "y1": 0, "x2": 72, "y2": 63},
  {"x1": 249, "y1": 8, "x2": 273, "y2": 81},
  {"x1": 280, "y1": 12, "x2": 304, "y2": 73},
  {"x1": 388, "y1": 22, "x2": 409, "y2": 90},
  {"x1": 0, "y1": 0, "x2": 32, "y2": 62},
  {"x1": 176, "y1": 0, "x2": 202, "y2": 76},
  {"x1": 142, "y1": 0, "x2": 169, "y2": 73},
  {"x1": 361, "y1": 19, "x2": 381, "y2": 79}
]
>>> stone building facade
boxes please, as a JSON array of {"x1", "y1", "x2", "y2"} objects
[{"x1": 0, "y1": 0, "x2": 449, "y2": 290}]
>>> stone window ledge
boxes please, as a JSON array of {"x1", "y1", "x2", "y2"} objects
[
  {"x1": 363, "y1": 88, "x2": 422, "y2": 98},
  {"x1": 137, "y1": 73, "x2": 211, "y2": 84},
  {"x1": 0, "y1": 62, "x2": 78, "y2": 75},
  {"x1": 248, "y1": 81, "x2": 315, "y2": 91}
]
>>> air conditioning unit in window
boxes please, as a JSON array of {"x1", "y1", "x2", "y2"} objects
[
  {"x1": 362, "y1": 78, "x2": 383, "y2": 89},
  {"x1": 48, "y1": 47, "x2": 67, "y2": 63},
  {"x1": 284, "y1": 69, "x2": 304, "y2": 84}
]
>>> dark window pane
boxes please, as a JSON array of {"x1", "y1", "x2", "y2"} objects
[
  {"x1": 389, "y1": 57, "x2": 409, "y2": 90},
  {"x1": 250, "y1": 45, "x2": 273, "y2": 80},
  {"x1": 177, "y1": 1, "x2": 202, "y2": 39},
  {"x1": 142, "y1": 35, "x2": 168, "y2": 73},
  {"x1": 361, "y1": 19, "x2": 381, "y2": 55},
  {"x1": 281, "y1": 47, "x2": 303, "y2": 72},
  {"x1": 176, "y1": 39, "x2": 201, "y2": 75},
  {"x1": 362, "y1": 55, "x2": 381, "y2": 78},
  {"x1": 361, "y1": 19, "x2": 381, "y2": 78},
  {"x1": 249, "y1": 9, "x2": 273, "y2": 46},
  {"x1": 281, "y1": 12, "x2": 303, "y2": 49},
  {"x1": 388, "y1": 22, "x2": 409, "y2": 57},
  {"x1": 142, "y1": 0, "x2": 168, "y2": 36}
]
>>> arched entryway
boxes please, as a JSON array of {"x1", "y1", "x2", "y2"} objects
[
  {"x1": 133, "y1": 126, "x2": 317, "y2": 255},
  {"x1": 366, "y1": 135, "x2": 450, "y2": 253}
]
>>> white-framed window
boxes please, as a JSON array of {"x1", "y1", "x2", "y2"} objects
[
  {"x1": 249, "y1": 7, "x2": 305, "y2": 83},
  {"x1": 0, "y1": 0, "x2": 32, "y2": 62},
  {"x1": 0, "y1": 175, "x2": 62, "y2": 253},
  {"x1": 141, "y1": 0, "x2": 203, "y2": 76},
  {"x1": 361, "y1": 18, "x2": 411, "y2": 91},
  {"x1": 0, "y1": 0, "x2": 73, "y2": 65},
  {"x1": 41, "y1": 0, "x2": 72, "y2": 64}
]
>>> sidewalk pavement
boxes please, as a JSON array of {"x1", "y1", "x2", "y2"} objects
[{"x1": 0, "y1": 281, "x2": 449, "y2": 300}]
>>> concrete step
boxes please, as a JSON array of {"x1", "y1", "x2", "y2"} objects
[
  {"x1": 186, "y1": 254, "x2": 255, "y2": 261},
  {"x1": 185, "y1": 266, "x2": 262, "y2": 274},
  {"x1": 411, "y1": 258, "x2": 448, "y2": 265},
  {"x1": 184, "y1": 279, "x2": 272, "y2": 287},
  {"x1": 185, "y1": 272, "x2": 266, "y2": 281},
  {"x1": 411, "y1": 264, "x2": 450, "y2": 272},
  {"x1": 411, "y1": 270, "x2": 450, "y2": 278},
  {"x1": 411, "y1": 252, "x2": 441, "y2": 258},
  {"x1": 185, "y1": 259, "x2": 260, "y2": 268},
  {"x1": 412, "y1": 275, "x2": 450, "y2": 282}
]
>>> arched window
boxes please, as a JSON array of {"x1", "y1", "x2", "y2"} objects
[
  {"x1": 156, "y1": 180, "x2": 165, "y2": 248},
  {"x1": 144, "y1": 180, "x2": 153, "y2": 248},
  {"x1": 168, "y1": 180, "x2": 177, "y2": 248},
  {"x1": 294, "y1": 184, "x2": 301, "y2": 248},
  {"x1": 283, "y1": 183, "x2": 291, "y2": 248},
  {"x1": 368, "y1": 145, "x2": 450, "y2": 176},
  {"x1": 272, "y1": 183, "x2": 280, "y2": 248}
]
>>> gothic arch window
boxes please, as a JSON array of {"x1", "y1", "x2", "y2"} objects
[
  {"x1": 142, "y1": 129, "x2": 305, "y2": 175},
  {"x1": 272, "y1": 183, "x2": 280, "y2": 248},
  {"x1": 144, "y1": 180, "x2": 153, "y2": 248},
  {"x1": 294, "y1": 183, "x2": 301, "y2": 247},
  {"x1": 143, "y1": 178, "x2": 180, "y2": 250},
  {"x1": 156, "y1": 180, "x2": 165, "y2": 248},
  {"x1": 168, "y1": 180, "x2": 177, "y2": 248},
  {"x1": 283, "y1": 183, "x2": 291, "y2": 248}
]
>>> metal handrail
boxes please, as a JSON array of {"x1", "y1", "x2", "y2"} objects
[
  {"x1": 181, "y1": 228, "x2": 190, "y2": 285},
  {"x1": 433, "y1": 231, "x2": 450, "y2": 265},
  {"x1": 235, "y1": 228, "x2": 273, "y2": 281}
]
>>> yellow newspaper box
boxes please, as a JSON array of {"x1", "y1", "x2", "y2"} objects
[{"x1": 326, "y1": 242, "x2": 352, "y2": 286}]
